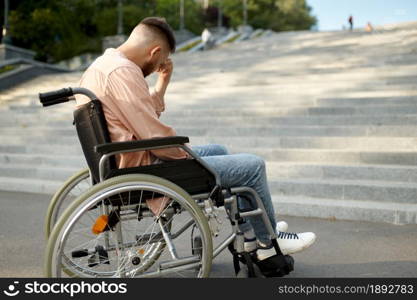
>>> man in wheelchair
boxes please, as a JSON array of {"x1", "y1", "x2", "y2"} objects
[{"x1": 73, "y1": 17, "x2": 316, "y2": 276}]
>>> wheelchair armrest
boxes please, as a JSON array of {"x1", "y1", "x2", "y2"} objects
[{"x1": 95, "y1": 136, "x2": 190, "y2": 155}]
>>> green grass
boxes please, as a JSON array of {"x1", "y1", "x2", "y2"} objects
[
  {"x1": 224, "y1": 34, "x2": 241, "y2": 44},
  {"x1": 177, "y1": 39, "x2": 202, "y2": 52},
  {"x1": 253, "y1": 31, "x2": 265, "y2": 38},
  {"x1": 0, "y1": 64, "x2": 18, "y2": 74}
]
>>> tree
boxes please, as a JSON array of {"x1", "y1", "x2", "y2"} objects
[
  {"x1": 221, "y1": 0, "x2": 316, "y2": 31},
  {"x1": 8, "y1": 0, "x2": 98, "y2": 62},
  {"x1": 274, "y1": 0, "x2": 317, "y2": 31}
]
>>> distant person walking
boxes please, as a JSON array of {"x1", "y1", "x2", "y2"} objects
[
  {"x1": 348, "y1": 15, "x2": 354, "y2": 31},
  {"x1": 201, "y1": 28, "x2": 215, "y2": 50},
  {"x1": 365, "y1": 22, "x2": 374, "y2": 33}
]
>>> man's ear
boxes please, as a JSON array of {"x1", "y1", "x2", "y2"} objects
[{"x1": 149, "y1": 46, "x2": 161, "y2": 59}]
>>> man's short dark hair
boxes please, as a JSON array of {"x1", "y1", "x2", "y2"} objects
[{"x1": 140, "y1": 17, "x2": 176, "y2": 53}]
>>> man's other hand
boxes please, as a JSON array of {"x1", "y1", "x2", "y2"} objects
[{"x1": 158, "y1": 58, "x2": 173, "y2": 81}]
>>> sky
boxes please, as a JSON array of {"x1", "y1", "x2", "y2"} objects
[{"x1": 307, "y1": 0, "x2": 417, "y2": 31}]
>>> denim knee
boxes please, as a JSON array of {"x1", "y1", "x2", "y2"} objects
[
  {"x1": 211, "y1": 144, "x2": 229, "y2": 155},
  {"x1": 241, "y1": 153, "x2": 265, "y2": 171}
]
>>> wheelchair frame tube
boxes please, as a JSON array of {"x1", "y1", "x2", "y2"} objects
[
  {"x1": 71, "y1": 87, "x2": 99, "y2": 101},
  {"x1": 98, "y1": 145, "x2": 184, "y2": 181},
  {"x1": 230, "y1": 186, "x2": 278, "y2": 240},
  {"x1": 89, "y1": 169, "x2": 94, "y2": 186},
  {"x1": 158, "y1": 219, "x2": 179, "y2": 260},
  {"x1": 158, "y1": 232, "x2": 236, "y2": 270},
  {"x1": 193, "y1": 189, "x2": 278, "y2": 240},
  {"x1": 98, "y1": 144, "x2": 222, "y2": 188}
]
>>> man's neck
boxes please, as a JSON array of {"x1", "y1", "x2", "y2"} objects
[{"x1": 117, "y1": 44, "x2": 145, "y2": 70}]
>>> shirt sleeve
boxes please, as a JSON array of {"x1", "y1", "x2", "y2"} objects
[
  {"x1": 106, "y1": 67, "x2": 189, "y2": 160},
  {"x1": 151, "y1": 90, "x2": 165, "y2": 118}
]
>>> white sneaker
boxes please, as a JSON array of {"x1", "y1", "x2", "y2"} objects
[
  {"x1": 256, "y1": 232, "x2": 316, "y2": 260},
  {"x1": 244, "y1": 221, "x2": 288, "y2": 252}
]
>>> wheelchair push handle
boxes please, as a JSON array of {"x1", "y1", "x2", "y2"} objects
[
  {"x1": 39, "y1": 87, "x2": 99, "y2": 107},
  {"x1": 39, "y1": 88, "x2": 74, "y2": 107}
]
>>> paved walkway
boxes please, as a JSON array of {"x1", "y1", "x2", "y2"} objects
[{"x1": 1, "y1": 191, "x2": 416, "y2": 277}]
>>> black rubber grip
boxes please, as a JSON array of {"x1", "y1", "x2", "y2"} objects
[
  {"x1": 40, "y1": 97, "x2": 70, "y2": 107},
  {"x1": 39, "y1": 88, "x2": 73, "y2": 106},
  {"x1": 71, "y1": 249, "x2": 89, "y2": 258}
]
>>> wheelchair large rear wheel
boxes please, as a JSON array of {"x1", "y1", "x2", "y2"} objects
[
  {"x1": 44, "y1": 170, "x2": 169, "y2": 276},
  {"x1": 44, "y1": 168, "x2": 91, "y2": 238},
  {"x1": 44, "y1": 174, "x2": 213, "y2": 278}
]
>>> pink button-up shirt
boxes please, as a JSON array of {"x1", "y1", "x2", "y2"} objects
[{"x1": 75, "y1": 48, "x2": 189, "y2": 168}]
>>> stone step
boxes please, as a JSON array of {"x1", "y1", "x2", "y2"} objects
[
  {"x1": 163, "y1": 114, "x2": 417, "y2": 127},
  {"x1": 0, "y1": 176, "x2": 63, "y2": 195},
  {"x1": 0, "y1": 144, "x2": 83, "y2": 155},
  {"x1": 0, "y1": 175, "x2": 415, "y2": 225},
  {"x1": 9, "y1": 95, "x2": 417, "y2": 118},
  {"x1": 0, "y1": 136, "x2": 79, "y2": 146},
  {"x1": 0, "y1": 146, "x2": 416, "y2": 167},
  {"x1": 1, "y1": 137, "x2": 417, "y2": 153},
  {"x1": 0, "y1": 116, "x2": 72, "y2": 126},
  {"x1": 0, "y1": 127, "x2": 76, "y2": 136},
  {"x1": 266, "y1": 162, "x2": 417, "y2": 183},
  {"x1": 0, "y1": 153, "x2": 86, "y2": 168},
  {"x1": 175, "y1": 96, "x2": 417, "y2": 108},
  {"x1": 0, "y1": 177, "x2": 416, "y2": 224},
  {"x1": 231, "y1": 148, "x2": 417, "y2": 165},
  {"x1": 3, "y1": 125, "x2": 417, "y2": 137},
  {"x1": 166, "y1": 105, "x2": 417, "y2": 117},
  {"x1": 152, "y1": 125, "x2": 417, "y2": 138},
  {"x1": 171, "y1": 80, "x2": 417, "y2": 92},
  {"x1": 269, "y1": 178, "x2": 417, "y2": 204},
  {"x1": 2, "y1": 161, "x2": 417, "y2": 206},
  {"x1": 5, "y1": 112, "x2": 417, "y2": 127},
  {"x1": 190, "y1": 136, "x2": 417, "y2": 150},
  {"x1": 3, "y1": 94, "x2": 417, "y2": 111},
  {"x1": 6, "y1": 104, "x2": 417, "y2": 117},
  {"x1": 272, "y1": 195, "x2": 417, "y2": 225},
  {"x1": 2, "y1": 161, "x2": 417, "y2": 185},
  {"x1": 317, "y1": 96, "x2": 417, "y2": 107},
  {"x1": 6, "y1": 114, "x2": 417, "y2": 128},
  {"x1": 0, "y1": 164, "x2": 80, "y2": 181}
]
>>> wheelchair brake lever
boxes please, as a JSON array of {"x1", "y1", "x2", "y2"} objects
[{"x1": 204, "y1": 198, "x2": 222, "y2": 237}]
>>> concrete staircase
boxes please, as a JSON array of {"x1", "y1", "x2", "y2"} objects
[{"x1": 1, "y1": 21, "x2": 417, "y2": 224}]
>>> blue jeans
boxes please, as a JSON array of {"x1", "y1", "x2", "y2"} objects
[{"x1": 191, "y1": 144, "x2": 277, "y2": 244}]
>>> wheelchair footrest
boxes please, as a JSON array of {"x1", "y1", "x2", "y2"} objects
[
  {"x1": 228, "y1": 243, "x2": 295, "y2": 278},
  {"x1": 255, "y1": 254, "x2": 294, "y2": 277}
]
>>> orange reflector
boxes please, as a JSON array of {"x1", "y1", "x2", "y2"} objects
[
  {"x1": 92, "y1": 215, "x2": 109, "y2": 235},
  {"x1": 138, "y1": 249, "x2": 145, "y2": 255}
]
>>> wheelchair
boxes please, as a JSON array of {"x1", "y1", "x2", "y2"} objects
[
  {"x1": 39, "y1": 87, "x2": 295, "y2": 278},
  {"x1": 44, "y1": 168, "x2": 90, "y2": 238}
]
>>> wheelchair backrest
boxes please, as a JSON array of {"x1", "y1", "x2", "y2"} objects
[{"x1": 73, "y1": 100, "x2": 116, "y2": 183}]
